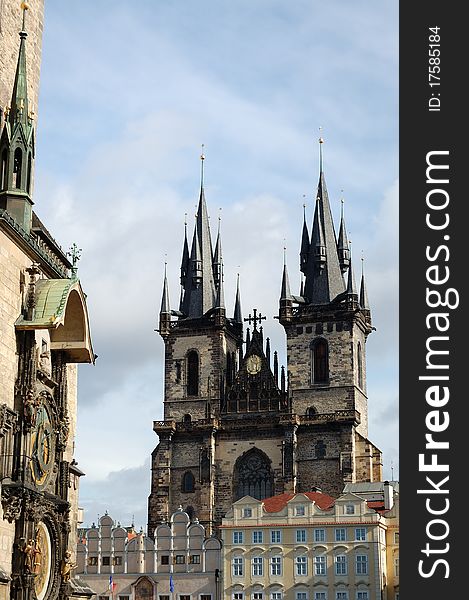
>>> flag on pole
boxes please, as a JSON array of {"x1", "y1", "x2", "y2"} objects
[
  {"x1": 109, "y1": 575, "x2": 117, "y2": 594},
  {"x1": 169, "y1": 575, "x2": 174, "y2": 593}
]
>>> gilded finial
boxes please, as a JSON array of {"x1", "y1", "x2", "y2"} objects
[
  {"x1": 200, "y1": 144, "x2": 205, "y2": 188},
  {"x1": 318, "y1": 127, "x2": 324, "y2": 172},
  {"x1": 21, "y1": 2, "x2": 29, "y2": 32}
]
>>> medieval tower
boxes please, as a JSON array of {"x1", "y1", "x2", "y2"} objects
[
  {"x1": 1, "y1": 4, "x2": 94, "y2": 600},
  {"x1": 147, "y1": 143, "x2": 382, "y2": 536}
]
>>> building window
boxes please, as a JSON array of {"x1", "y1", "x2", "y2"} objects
[
  {"x1": 233, "y1": 448, "x2": 274, "y2": 502},
  {"x1": 296, "y1": 529, "x2": 307, "y2": 543},
  {"x1": 175, "y1": 555, "x2": 186, "y2": 564},
  {"x1": 99, "y1": 596, "x2": 108, "y2": 600},
  {"x1": 345, "y1": 504, "x2": 355, "y2": 515},
  {"x1": 295, "y1": 505, "x2": 305, "y2": 516},
  {"x1": 252, "y1": 557, "x2": 263, "y2": 576},
  {"x1": 233, "y1": 557, "x2": 243, "y2": 576},
  {"x1": 161, "y1": 555, "x2": 169, "y2": 565},
  {"x1": 356, "y1": 593, "x2": 369, "y2": 600},
  {"x1": 160, "y1": 596, "x2": 170, "y2": 600},
  {"x1": 253, "y1": 594, "x2": 263, "y2": 600},
  {"x1": 335, "y1": 555, "x2": 347, "y2": 575},
  {"x1": 314, "y1": 528, "x2": 326, "y2": 542},
  {"x1": 335, "y1": 528, "x2": 346, "y2": 542},
  {"x1": 233, "y1": 595, "x2": 244, "y2": 600},
  {"x1": 295, "y1": 556, "x2": 308, "y2": 576},
  {"x1": 233, "y1": 531, "x2": 243, "y2": 544},
  {"x1": 102, "y1": 556, "x2": 110, "y2": 566},
  {"x1": 113, "y1": 556, "x2": 123, "y2": 566},
  {"x1": 13, "y1": 147, "x2": 22, "y2": 188},
  {"x1": 180, "y1": 596, "x2": 191, "y2": 600},
  {"x1": 119, "y1": 596, "x2": 130, "y2": 600},
  {"x1": 187, "y1": 350, "x2": 199, "y2": 396},
  {"x1": 355, "y1": 528, "x2": 366, "y2": 541},
  {"x1": 200, "y1": 596, "x2": 212, "y2": 600},
  {"x1": 306, "y1": 406, "x2": 317, "y2": 418},
  {"x1": 336, "y1": 593, "x2": 348, "y2": 600},
  {"x1": 271, "y1": 530, "x2": 281, "y2": 544},
  {"x1": 394, "y1": 557, "x2": 400, "y2": 577},
  {"x1": 314, "y1": 594, "x2": 327, "y2": 600},
  {"x1": 190, "y1": 554, "x2": 201, "y2": 564},
  {"x1": 271, "y1": 594, "x2": 282, "y2": 600},
  {"x1": 176, "y1": 360, "x2": 182, "y2": 382},
  {"x1": 0, "y1": 149, "x2": 7, "y2": 190},
  {"x1": 394, "y1": 532, "x2": 400, "y2": 544},
  {"x1": 357, "y1": 342, "x2": 363, "y2": 388},
  {"x1": 182, "y1": 471, "x2": 195, "y2": 493},
  {"x1": 243, "y1": 507, "x2": 253, "y2": 518},
  {"x1": 271, "y1": 556, "x2": 282, "y2": 576},
  {"x1": 314, "y1": 555, "x2": 327, "y2": 576},
  {"x1": 356, "y1": 555, "x2": 368, "y2": 575},
  {"x1": 296, "y1": 593, "x2": 308, "y2": 600},
  {"x1": 311, "y1": 338, "x2": 329, "y2": 383},
  {"x1": 88, "y1": 557, "x2": 98, "y2": 566},
  {"x1": 314, "y1": 440, "x2": 326, "y2": 459},
  {"x1": 252, "y1": 530, "x2": 263, "y2": 544}
]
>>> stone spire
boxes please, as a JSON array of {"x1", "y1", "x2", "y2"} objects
[
  {"x1": 359, "y1": 257, "x2": 370, "y2": 310},
  {"x1": 213, "y1": 212, "x2": 223, "y2": 288},
  {"x1": 159, "y1": 262, "x2": 171, "y2": 337},
  {"x1": 180, "y1": 151, "x2": 216, "y2": 318},
  {"x1": 0, "y1": 3, "x2": 35, "y2": 233},
  {"x1": 180, "y1": 216, "x2": 189, "y2": 288},
  {"x1": 215, "y1": 261, "x2": 225, "y2": 310},
  {"x1": 279, "y1": 247, "x2": 293, "y2": 322},
  {"x1": 233, "y1": 273, "x2": 242, "y2": 324},
  {"x1": 337, "y1": 197, "x2": 350, "y2": 273},
  {"x1": 303, "y1": 138, "x2": 345, "y2": 304},
  {"x1": 300, "y1": 203, "x2": 309, "y2": 275}
]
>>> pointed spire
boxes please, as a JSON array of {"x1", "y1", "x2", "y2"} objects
[
  {"x1": 273, "y1": 350, "x2": 279, "y2": 386},
  {"x1": 213, "y1": 210, "x2": 223, "y2": 287},
  {"x1": 303, "y1": 137, "x2": 346, "y2": 304},
  {"x1": 160, "y1": 262, "x2": 171, "y2": 314},
  {"x1": 234, "y1": 273, "x2": 243, "y2": 324},
  {"x1": 360, "y1": 256, "x2": 370, "y2": 311},
  {"x1": 266, "y1": 337, "x2": 271, "y2": 366},
  {"x1": 346, "y1": 252, "x2": 357, "y2": 297},
  {"x1": 300, "y1": 201, "x2": 310, "y2": 274},
  {"x1": 10, "y1": 3, "x2": 30, "y2": 130},
  {"x1": 337, "y1": 195, "x2": 350, "y2": 273},
  {"x1": 180, "y1": 215, "x2": 189, "y2": 287},
  {"x1": 280, "y1": 246, "x2": 292, "y2": 300}
]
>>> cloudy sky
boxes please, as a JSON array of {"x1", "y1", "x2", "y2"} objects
[{"x1": 32, "y1": 0, "x2": 398, "y2": 531}]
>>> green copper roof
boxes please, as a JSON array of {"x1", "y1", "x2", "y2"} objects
[{"x1": 16, "y1": 278, "x2": 74, "y2": 327}]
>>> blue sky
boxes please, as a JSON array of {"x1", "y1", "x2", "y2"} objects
[{"x1": 33, "y1": 0, "x2": 398, "y2": 531}]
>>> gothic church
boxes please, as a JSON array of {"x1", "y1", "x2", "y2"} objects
[{"x1": 147, "y1": 144, "x2": 382, "y2": 536}]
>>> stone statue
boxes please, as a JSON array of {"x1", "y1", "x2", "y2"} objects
[{"x1": 60, "y1": 550, "x2": 77, "y2": 582}]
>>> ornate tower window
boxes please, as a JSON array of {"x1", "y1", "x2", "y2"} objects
[
  {"x1": 182, "y1": 471, "x2": 195, "y2": 493},
  {"x1": 357, "y1": 342, "x2": 363, "y2": 389},
  {"x1": 311, "y1": 338, "x2": 329, "y2": 384},
  {"x1": 27, "y1": 152, "x2": 32, "y2": 193},
  {"x1": 233, "y1": 449, "x2": 274, "y2": 501},
  {"x1": 13, "y1": 147, "x2": 22, "y2": 188},
  {"x1": 187, "y1": 350, "x2": 199, "y2": 396}
]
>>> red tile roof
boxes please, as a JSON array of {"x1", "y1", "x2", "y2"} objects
[{"x1": 263, "y1": 492, "x2": 335, "y2": 513}]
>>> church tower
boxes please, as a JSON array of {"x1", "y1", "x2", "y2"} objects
[
  {"x1": 148, "y1": 143, "x2": 383, "y2": 536},
  {"x1": 278, "y1": 137, "x2": 382, "y2": 493}
]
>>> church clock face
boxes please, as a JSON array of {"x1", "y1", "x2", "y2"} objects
[
  {"x1": 30, "y1": 404, "x2": 55, "y2": 488},
  {"x1": 34, "y1": 522, "x2": 52, "y2": 600},
  {"x1": 246, "y1": 354, "x2": 262, "y2": 375}
]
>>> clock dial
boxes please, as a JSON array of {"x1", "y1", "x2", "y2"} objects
[
  {"x1": 30, "y1": 404, "x2": 54, "y2": 487},
  {"x1": 34, "y1": 522, "x2": 52, "y2": 600},
  {"x1": 246, "y1": 354, "x2": 262, "y2": 375}
]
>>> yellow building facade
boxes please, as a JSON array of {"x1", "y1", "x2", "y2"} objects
[{"x1": 221, "y1": 485, "x2": 399, "y2": 600}]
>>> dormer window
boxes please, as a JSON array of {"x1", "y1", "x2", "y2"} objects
[
  {"x1": 295, "y1": 505, "x2": 305, "y2": 516},
  {"x1": 243, "y1": 507, "x2": 252, "y2": 518},
  {"x1": 345, "y1": 504, "x2": 355, "y2": 515}
]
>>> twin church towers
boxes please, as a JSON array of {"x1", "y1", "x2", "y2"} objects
[{"x1": 147, "y1": 143, "x2": 383, "y2": 535}]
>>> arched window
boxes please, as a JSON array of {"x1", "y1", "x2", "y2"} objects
[
  {"x1": 13, "y1": 147, "x2": 22, "y2": 189},
  {"x1": 182, "y1": 471, "x2": 195, "y2": 493},
  {"x1": 226, "y1": 352, "x2": 232, "y2": 386},
  {"x1": 357, "y1": 342, "x2": 363, "y2": 389},
  {"x1": 306, "y1": 406, "x2": 317, "y2": 419},
  {"x1": 183, "y1": 414, "x2": 192, "y2": 424},
  {"x1": 187, "y1": 351, "x2": 199, "y2": 396},
  {"x1": 233, "y1": 449, "x2": 274, "y2": 501},
  {"x1": 0, "y1": 149, "x2": 7, "y2": 190},
  {"x1": 185, "y1": 506, "x2": 195, "y2": 520},
  {"x1": 311, "y1": 338, "x2": 329, "y2": 383}
]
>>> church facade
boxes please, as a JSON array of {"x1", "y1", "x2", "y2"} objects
[
  {"x1": 0, "y1": 5, "x2": 94, "y2": 600},
  {"x1": 147, "y1": 146, "x2": 382, "y2": 537}
]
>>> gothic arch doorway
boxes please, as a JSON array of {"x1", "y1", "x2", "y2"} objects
[{"x1": 233, "y1": 448, "x2": 274, "y2": 501}]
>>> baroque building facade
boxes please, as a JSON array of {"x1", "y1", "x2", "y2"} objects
[
  {"x1": 148, "y1": 143, "x2": 383, "y2": 537},
  {"x1": 0, "y1": 5, "x2": 93, "y2": 600}
]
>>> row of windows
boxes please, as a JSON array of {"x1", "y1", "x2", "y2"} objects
[
  {"x1": 89, "y1": 554, "x2": 202, "y2": 567},
  {"x1": 232, "y1": 554, "x2": 369, "y2": 577},
  {"x1": 99, "y1": 595, "x2": 212, "y2": 600},
  {"x1": 233, "y1": 592, "x2": 371, "y2": 600},
  {"x1": 232, "y1": 527, "x2": 367, "y2": 544}
]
